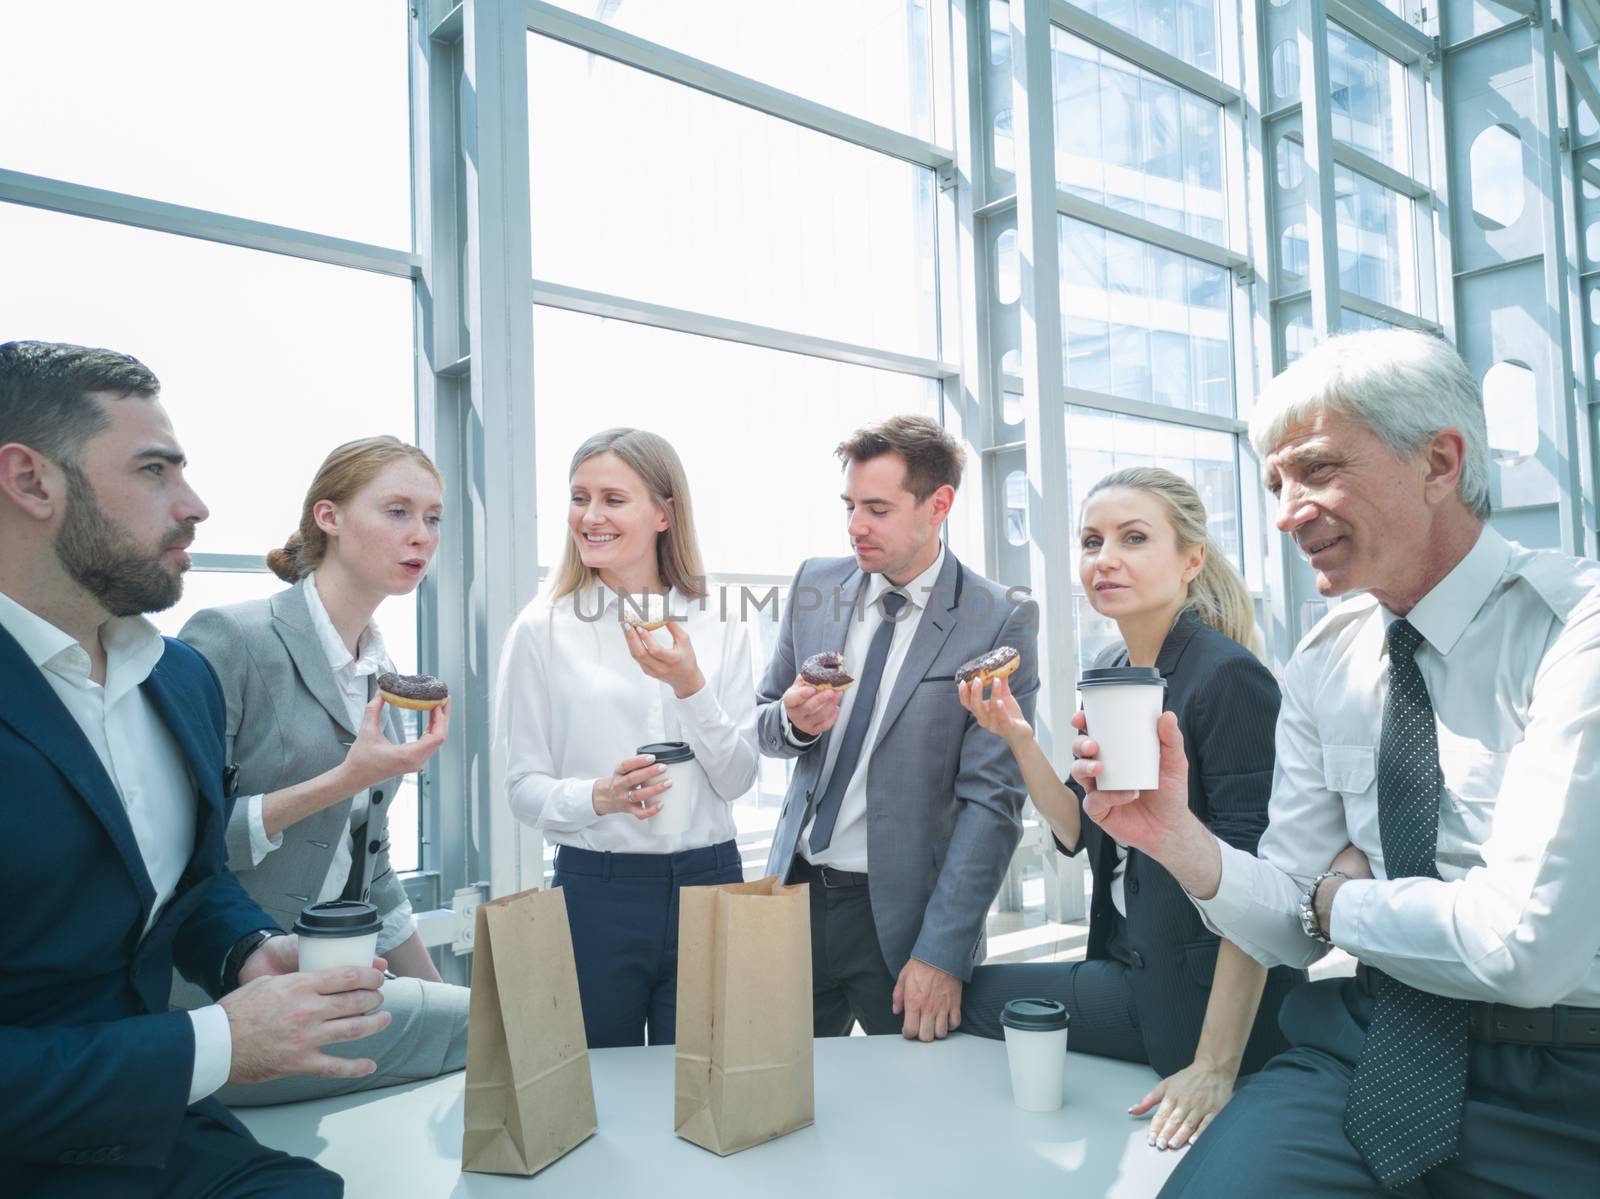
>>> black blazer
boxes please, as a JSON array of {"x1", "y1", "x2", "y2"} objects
[
  {"x1": 1063, "y1": 609, "x2": 1304, "y2": 1077},
  {"x1": 0, "y1": 622, "x2": 272, "y2": 1195}
]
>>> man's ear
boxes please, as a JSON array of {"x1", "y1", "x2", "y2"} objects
[
  {"x1": 928, "y1": 483, "x2": 956, "y2": 525},
  {"x1": 0, "y1": 443, "x2": 63, "y2": 521},
  {"x1": 1422, "y1": 428, "x2": 1466, "y2": 504}
]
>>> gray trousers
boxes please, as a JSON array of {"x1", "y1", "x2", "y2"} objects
[
  {"x1": 809, "y1": 882, "x2": 900, "y2": 1037},
  {"x1": 1160, "y1": 978, "x2": 1600, "y2": 1198},
  {"x1": 219, "y1": 977, "x2": 471, "y2": 1107}
]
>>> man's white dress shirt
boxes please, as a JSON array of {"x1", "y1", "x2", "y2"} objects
[
  {"x1": 1195, "y1": 525, "x2": 1600, "y2": 1008},
  {"x1": 782, "y1": 547, "x2": 946, "y2": 874},
  {"x1": 497, "y1": 580, "x2": 758, "y2": 853},
  {"x1": 241, "y1": 573, "x2": 417, "y2": 951},
  {"x1": 0, "y1": 590, "x2": 232, "y2": 1103}
]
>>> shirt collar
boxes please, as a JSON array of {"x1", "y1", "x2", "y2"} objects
[
  {"x1": 0, "y1": 588, "x2": 164, "y2": 694},
  {"x1": 299, "y1": 572, "x2": 387, "y2": 676},
  {"x1": 865, "y1": 543, "x2": 946, "y2": 616},
  {"x1": 1381, "y1": 523, "x2": 1509, "y2": 657}
]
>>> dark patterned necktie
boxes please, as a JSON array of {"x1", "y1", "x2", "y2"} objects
[
  {"x1": 806, "y1": 590, "x2": 908, "y2": 854},
  {"x1": 1342, "y1": 618, "x2": 1469, "y2": 1187}
]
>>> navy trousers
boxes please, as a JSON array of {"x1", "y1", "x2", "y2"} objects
[
  {"x1": 552, "y1": 840, "x2": 742, "y2": 1049},
  {"x1": 1160, "y1": 979, "x2": 1600, "y2": 1197}
]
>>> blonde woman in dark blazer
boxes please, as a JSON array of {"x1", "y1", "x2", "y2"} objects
[
  {"x1": 959, "y1": 468, "x2": 1302, "y2": 1151},
  {"x1": 175, "y1": 436, "x2": 468, "y2": 1104}
]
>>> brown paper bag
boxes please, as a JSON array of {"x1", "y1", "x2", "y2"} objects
[
  {"x1": 674, "y1": 875, "x2": 814, "y2": 1155},
  {"x1": 461, "y1": 886, "x2": 597, "y2": 1176}
]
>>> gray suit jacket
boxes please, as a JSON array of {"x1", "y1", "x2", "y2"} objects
[
  {"x1": 176, "y1": 586, "x2": 410, "y2": 935},
  {"x1": 758, "y1": 552, "x2": 1039, "y2": 981}
]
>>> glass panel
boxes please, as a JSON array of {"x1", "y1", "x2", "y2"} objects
[
  {"x1": 1482, "y1": 360, "x2": 1539, "y2": 463},
  {"x1": 1005, "y1": 470, "x2": 1029, "y2": 545},
  {"x1": 1341, "y1": 309, "x2": 1396, "y2": 333},
  {"x1": 1334, "y1": 166, "x2": 1416, "y2": 312},
  {"x1": 1469, "y1": 124, "x2": 1524, "y2": 231},
  {"x1": 545, "y1": 0, "x2": 934, "y2": 140},
  {"x1": 1327, "y1": 24, "x2": 1408, "y2": 172},
  {"x1": 0, "y1": 204, "x2": 417, "y2": 559},
  {"x1": 1052, "y1": 29, "x2": 1226, "y2": 243},
  {"x1": 531, "y1": 307, "x2": 940, "y2": 578},
  {"x1": 528, "y1": 35, "x2": 938, "y2": 358},
  {"x1": 1077, "y1": 0, "x2": 1222, "y2": 80},
  {"x1": 1059, "y1": 217, "x2": 1232, "y2": 416},
  {"x1": 0, "y1": 1, "x2": 410, "y2": 246}
]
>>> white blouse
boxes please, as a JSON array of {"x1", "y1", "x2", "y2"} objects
[{"x1": 495, "y1": 580, "x2": 759, "y2": 854}]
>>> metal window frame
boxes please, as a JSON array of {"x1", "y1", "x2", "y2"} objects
[{"x1": 524, "y1": 0, "x2": 954, "y2": 171}]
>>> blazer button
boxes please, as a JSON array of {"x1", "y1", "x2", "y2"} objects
[
  {"x1": 369, "y1": 839, "x2": 381, "y2": 854},
  {"x1": 372, "y1": 790, "x2": 384, "y2": 804},
  {"x1": 1127, "y1": 878, "x2": 1140, "y2": 896}
]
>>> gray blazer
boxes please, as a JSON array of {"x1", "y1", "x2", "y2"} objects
[
  {"x1": 177, "y1": 585, "x2": 410, "y2": 935},
  {"x1": 758, "y1": 552, "x2": 1039, "y2": 981}
]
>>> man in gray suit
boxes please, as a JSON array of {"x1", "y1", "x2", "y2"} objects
[{"x1": 758, "y1": 415, "x2": 1038, "y2": 1041}]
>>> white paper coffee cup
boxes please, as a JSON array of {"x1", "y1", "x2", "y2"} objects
[
  {"x1": 294, "y1": 900, "x2": 382, "y2": 974},
  {"x1": 1000, "y1": 998, "x2": 1070, "y2": 1112},
  {"x1": 636, "y1": 741, "x2": 696, "y2": 839},
  {"x1": 1078, "y1": 666, "x2": 1167, "y2": 791}
]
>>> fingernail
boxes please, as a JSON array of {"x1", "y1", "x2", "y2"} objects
[
  {"x1": 642, "y1": 754, "x2": 655, "y2": 762},
  {"x1": 1157, "y1": 1138, "x2": 1167, "y2": 1150},
  {"x1": 661, "y1": 781, "x2": 672, "y2": 789}
]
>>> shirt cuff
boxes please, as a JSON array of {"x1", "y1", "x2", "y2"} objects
[
  {"x1": 1328, "y1": 877, "x2": 1380, "y2": 952},
  {"x1": 675, "y1": 679, "x2": 724, "y2": 725},
  {"x1": 780, "y1": 705, "x2": 819, "y2": 749},
  {"x1": 246, "y1": 795, "x2": 283, "y2": 867},
  {"x1": 378, "y1": 894, "x2": 419, "y2": 954},
  {"x1": 187, "y1": 1005, "x2": 233, "y2": 1104},
  {"x1": 1189, "y1": 836, "x2": 1255, "y2": 931}
]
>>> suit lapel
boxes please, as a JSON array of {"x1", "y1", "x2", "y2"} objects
[
  {"x1": 141, "y1": 647, "x2": 223, "y2": 864},
  {"x1": 872, "y1": 553, "x2": 963, "y2": 751},
  {"x1": 0, "y1": 621, "x2": 157, "y2": 917},
  {"x1": 270, "y1": 586, "x2": 357, "y2": 738}
]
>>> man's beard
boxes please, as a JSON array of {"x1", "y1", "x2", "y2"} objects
[{"x1": 55, "y1": 465, "x2": 190, "y2": 616}]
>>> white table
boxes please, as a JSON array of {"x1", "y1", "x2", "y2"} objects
[{"x1": 237, "y1": 1034, "x2": 1185, "y2": 1197}]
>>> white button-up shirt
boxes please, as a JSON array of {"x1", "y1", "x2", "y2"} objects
[
  {"x1": 790, "y1": 546, "x2": 946, "y2": 874},
  {"x1": 242, "y1": 573, "x2": 418, "y2": 952},
  {"x1": 0, "y1": 589, "x2": 232, "y2": 1103},
  {"x1": 1196, "y1": 525, "x2": 1600, "y2": 1008},
  {"x1": 497, "y1": 580, "x2": 759, "y2": 853}
]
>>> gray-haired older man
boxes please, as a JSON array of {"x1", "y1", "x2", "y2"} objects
[{"x1": 1071, "y1": 330, "x2": 1600, "y2": 1196}]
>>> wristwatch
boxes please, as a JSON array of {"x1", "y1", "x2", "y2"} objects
[
  {"x1": 1297, "y1": 870, "x2": 1348, "y2": 945},
  {"x1": 220, "y1": 928, "x2": 287, "y2": 994}
]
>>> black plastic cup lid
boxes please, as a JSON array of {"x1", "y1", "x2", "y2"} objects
[
  {"x1": 294, "y1": 900, "x2": 382, "y2": 938},
  {"x1": 1000, "y1": 998, "x2": 1070, "y2": 1032},
  {"x1": 637, "y1": 741, "x2": 695, "y2": 764},
  {"x1": 1078, "y1": 666, "x2": 1165, "y2": 688}
]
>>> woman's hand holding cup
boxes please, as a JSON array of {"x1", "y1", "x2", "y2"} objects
[{"x1": 592, "y1": 753, "x2": 671, "y2": 819}]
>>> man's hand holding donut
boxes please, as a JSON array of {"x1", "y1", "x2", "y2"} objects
[{"x1": 783, "y1": 677, "x2": 842, "y2": 738}]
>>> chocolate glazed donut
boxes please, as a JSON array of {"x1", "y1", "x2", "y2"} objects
[
  {"x1": 954, "y1": 646, "x2": 1021, "y2": 687},
  {"x1": 377, "y1": 671, "x2": 449, "y2": 711},
  {"x1": 800, "y1": 650, "x2": 855, "y2": 691}
]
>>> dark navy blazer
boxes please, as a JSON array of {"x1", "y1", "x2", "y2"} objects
[
  {"x1": 0, "y1": 620, "x2": 271, "y2": 1194},
  {"x1": 1065, "y1": 609, "x2": 1305, "y2": 1077}
]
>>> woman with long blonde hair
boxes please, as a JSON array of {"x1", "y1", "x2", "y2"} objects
[
  {"x1": 496, "y1": 428, "x2": 757, "y2": 1047},
  {"x1": 958, "y1": 467, "x2": 1303, "y2": 1151}
]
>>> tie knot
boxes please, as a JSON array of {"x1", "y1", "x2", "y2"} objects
[
  {"x1": 1386, "y1": 617, "x2": 1424, "y2": 659},
  {"x1": 881, "y1": 590, "x2": 909, "y2": 618}
]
